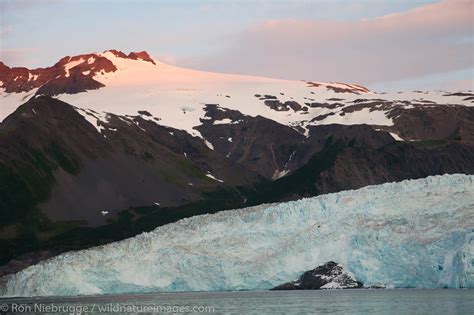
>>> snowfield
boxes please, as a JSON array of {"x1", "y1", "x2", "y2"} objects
[{"x1": 1, "y1": 174, "x2": 473, "y2": 297}]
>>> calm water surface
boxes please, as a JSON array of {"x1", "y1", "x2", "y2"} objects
[{"x1": 1, "y1": 289, "x2": 473, "y2": 314}]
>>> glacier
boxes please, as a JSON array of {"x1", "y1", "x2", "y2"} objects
[{"x1": 1, "y1": 174, "x2": 473, "y2": 297}]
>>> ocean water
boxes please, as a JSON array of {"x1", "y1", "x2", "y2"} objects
[{"x1": 1, "y1": 289, "x2": 473, "y2": 314}]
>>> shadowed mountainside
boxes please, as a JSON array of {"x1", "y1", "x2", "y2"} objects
[{"x1": 1, "y1": 96, "x2": 473, "y2": 275}]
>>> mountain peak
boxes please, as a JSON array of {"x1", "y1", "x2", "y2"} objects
[
  {"x1": 103, "y1": 49, "x2": 156, "y2": 65},
  {"x1": 103, "y1": 49, "x2": 128, "y2": 58},
  {"x1": 127, "y1": 51, "x2": 156, "y2": 65},
  {"x1": 0, "y1": 50, "x2": 158, "y2": 94}
]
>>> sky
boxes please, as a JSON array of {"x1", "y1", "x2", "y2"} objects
[{"x1": 0, "y1": 0, "x2": 473, "y2": 91}]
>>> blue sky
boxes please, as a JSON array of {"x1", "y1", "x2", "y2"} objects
[{"x1": 1, "y1": 0, "x2": 472, "y2": 91}]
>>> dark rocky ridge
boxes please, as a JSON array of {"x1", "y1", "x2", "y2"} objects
[
  {"x1": 0, "y1": 54, "x2": 115, "y2": 94},
  {"x1": 306, "y1": 81, "x2": 370, "y2": 94},
  {"x1": 272, "y1": 262, "x2": 363, "y2": 290}
]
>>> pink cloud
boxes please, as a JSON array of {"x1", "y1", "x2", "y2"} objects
[{"x1": 180, "y1": 0, "x2": 473, "y2": 87}]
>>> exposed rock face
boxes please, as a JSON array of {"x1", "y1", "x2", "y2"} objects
[
  {"x1": 0, "y1": 50, "x2": 156, "y2": 95},
  {"x1": 387, "y1": 105, "x2": 474, "y2": 142},
  {"x1": 106, "y1": 49, "x2": 129, "y2": 58},
  {"x1": 127, "y1": 51, "x2": 156, "y2": 65},
  {"x1": 306, "y1": 81, "x2": 370, "y2": 94},
  {"x1": 0, "y1": 54, "x2": 116, "y2": 95},
  {"x1": 272, "y1": 262, "x2": 363, "y2": 290},
  {"x1": 263, "y1": 99, "x2": 306, "y2": 112},
  {"x1": 196, "y1": 104, "x2": 304, "y2": 179}
]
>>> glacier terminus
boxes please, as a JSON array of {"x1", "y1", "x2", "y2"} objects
[{"x1": 1, "y1": 174, "x2": 473, "y2": 297}]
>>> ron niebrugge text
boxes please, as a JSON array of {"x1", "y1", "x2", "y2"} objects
[{"x1": 2, "y1": 303, "x2": 215, "y2": 313}]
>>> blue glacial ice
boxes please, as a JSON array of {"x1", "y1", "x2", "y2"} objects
[{"x1": 1, "y1": 174, "x2": 473, "y2": 297}]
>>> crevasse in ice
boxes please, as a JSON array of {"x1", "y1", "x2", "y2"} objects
[{"x1": 1, "y1": 174, "x2": 473, "y2": 297}]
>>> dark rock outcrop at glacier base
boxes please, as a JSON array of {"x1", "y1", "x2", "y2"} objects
[{"x1": 272, "y1": 262, "x2": 363, "y2": 290}]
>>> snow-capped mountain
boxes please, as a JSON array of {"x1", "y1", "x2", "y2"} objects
[
  {"x1": 1, "y1": 49, "x2": 472, "y2": 140},
  {"x1": 1, "y1": 50, "x2": 473, "y2": 276},
  {"x1": 1, "y1": 175, "x2": 472, "y2": 297}
]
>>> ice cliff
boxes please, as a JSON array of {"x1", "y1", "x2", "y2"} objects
[{"x1": 1, "y1": 174, "x2": 473, "y2": 297}]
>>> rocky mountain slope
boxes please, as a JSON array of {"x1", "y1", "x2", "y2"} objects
[{"x1": 1, "y1": 50, "x2": 473, "y2": 274}]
